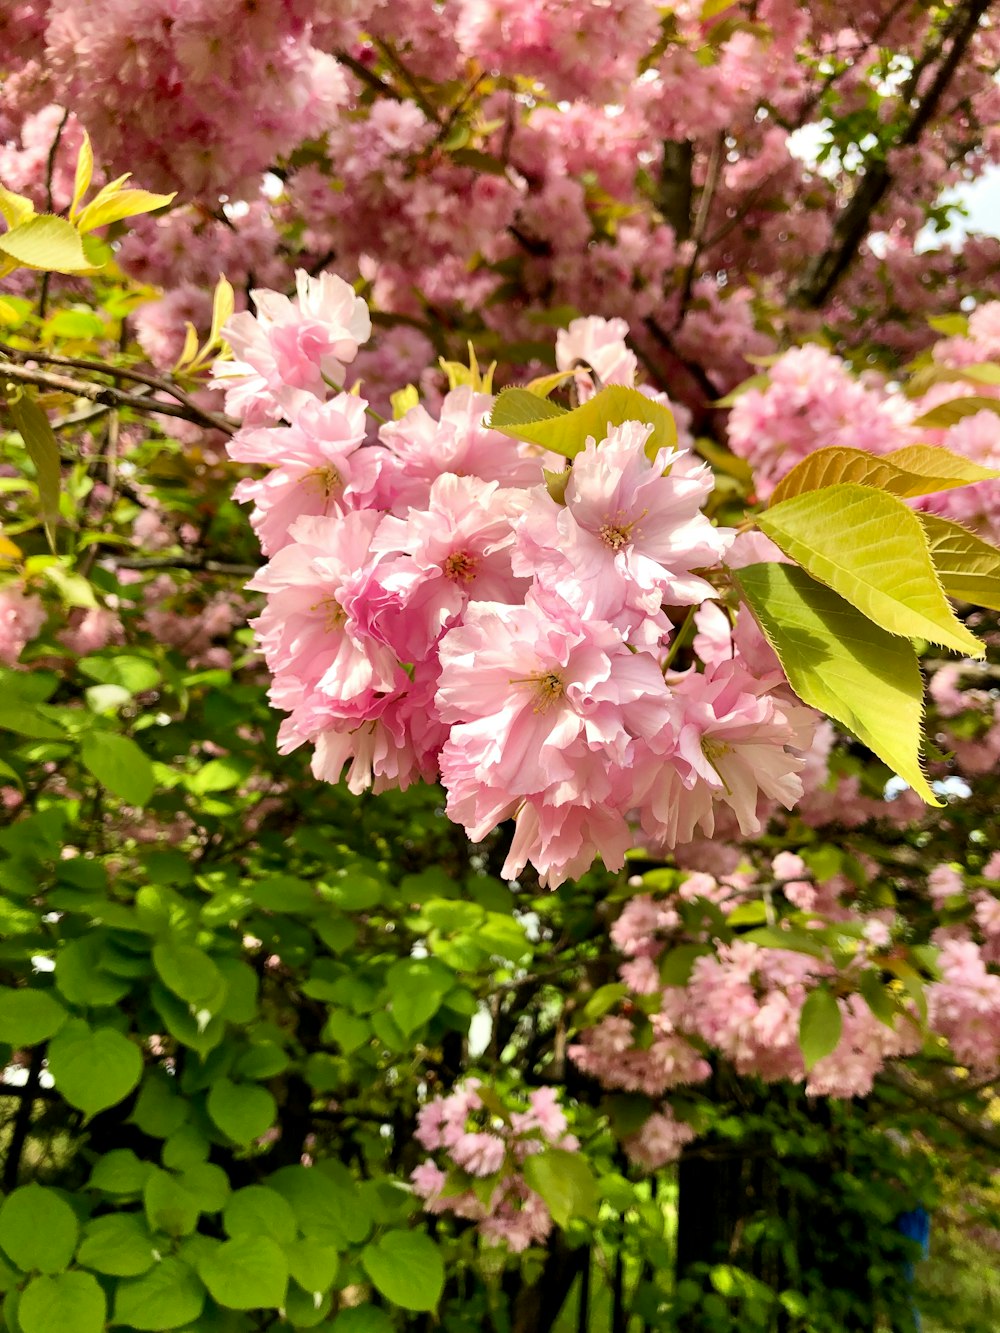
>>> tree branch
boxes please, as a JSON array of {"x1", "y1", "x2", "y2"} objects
[
  {"x1": 0, "y1": 340, "x2": 232, "y2": 434},
  {"x1": 795, "y1": 0, "x2": 990, "y2": 307},
  {"x1": 0, "y1": 359, "x2": 236, "y2": 435}
]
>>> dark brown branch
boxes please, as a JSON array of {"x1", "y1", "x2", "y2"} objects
[
  {"x1": 796, "y1": 0, "x2": 991, "y2": 307},
  {"x1": 0, "y1": 340, "x2": 232, "y2": 434},
  {"x1": 675, "y1": 131, "x2": 725, "y2": 325},
  {"x1": 109, "y1": 555, "x2": 257, "y2": 576},
  {"x1": 334, "y1": 48, "x2": 403, "y2": 101},
  {"x1": 0, "y1": 360, "x2": 236, "y2": 435}
]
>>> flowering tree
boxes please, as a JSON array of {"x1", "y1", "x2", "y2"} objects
[{"x1": 3, "y1": 4, "x2": 1000, "y2": 1332}]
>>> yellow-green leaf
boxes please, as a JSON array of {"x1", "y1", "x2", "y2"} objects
[
  {"x1": 799, "y1": 986, "x2": 842, "y2": 1072},
  {"x1": 884, "y1": 443, "x2": 1000, "y2": 486},
  {"x1": 0, "y1": 213, "x2": 96, "y2": 273},
  {"x1": 769, "y1": 444, "x2": 1000, "y2": 507},
  {"x1": 917, "y1": 511, "x2": 1000, "y2": 612},
  {"x1": 488, "y1": 384, "x2": 677, "y2": 461},
  {"x1": 390, "y1": 384, "x2": 419, "y2": 419},
  {"x1": 208, "y1": 274, "x2": 235, "y2": 347},
  {"x1": 0, "y1": 183, "x2": 35, "y2": 230},
  {"x1": 172, "y1": 321, "x2": 200, "y2": 373},
  {"x1": 911, "y1": 396, "x2": 1000, "y2": 429},
  {"x1": 6, "y1": 386, "x2": 61, "y2": 548},
  {"x1": 756, "y1": 483, "x2": 983, "y2": 658},
  {"x1": 733, "y1": 562, "x2": 940, "y2": 805},
  {"x1": 524, "y1": 370, "x2": 576, "y2": 398},
  {"x1": 70, "y1": 130, "x2": 94, "y2": 220},
  {"x1": 76, "y1": 187, "x2": 176, "y2": 233}
]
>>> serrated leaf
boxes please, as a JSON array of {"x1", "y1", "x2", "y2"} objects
[
  {"x1": 6, "y1": 387, "x2": 60, "y2": 548},
  {"x1": 0, "y1": 214, "x2": 95, "y2": 273},
  {"x1": 522, "y1": 1149, "x2": 599, "y2": 1228},
  {"x1": 799, "y1": 986, "x2": 842, "y2": 1071},
  {"x1": 80, "y1": 731, "x2": 155, "y2": 805},
  {"x1": 488, "y1": 384, "x2": 676, "y2": 461},
  {"x1": 768, "y1": 444, "x2": 1000, "y2": 507},
  {"x1": 734, "y1": 563, "x2": 940, "y2": 805},
  {"x1": 917, "y1": 511, "x2": 1000, "y2": 611},
  {"x1": 76, "y1": 187, "x2": 176, "y2": 233},
  {"x1": 912, "y1": 396, "x2": 1000, "y2": 429},
  {"x1": 0, "y1": 183, "x2": 35, "y2": 230},
  {"x1": 756, "y1": 484, "x2": 983, "y2": 658},
  {"x1": 70, "y1": 131, "x2": 94, "y2": 220}
]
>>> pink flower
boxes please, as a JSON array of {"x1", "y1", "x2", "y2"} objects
[
  {"x1": 624, "y1": 1109, "x2": 696, "y2": 1170},
  {"x1": 229, "y1": 393, "x2": 379, "y2": 555},
  {"x1": 555, "y1": 315, "x2": 638, "y2": 397},
  {"x1": 0, "y1": 585, "x2": 45, "y2": 666},
  {"x1": 514, "y1": 420, "x2": 732, "y2": 615},
  {"x1": 928, "y1": 864, "x2": 964, "y2": 908},
  {"x1": 451, "y1": 1131, "x2": 507, "y2": 1177},
  {"x1": 215, "y1": 271, "x2": 370, "y2": 423},
  {"x1": 369, "y1": 474, "x2": 530, "y2": 660}
]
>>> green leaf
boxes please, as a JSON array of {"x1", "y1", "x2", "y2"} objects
[
  {"x1": 223, "y1": 1187, "x2": 297, "y2": 1245},
  {"x1": 798, "y1": 986, "x2": 843, "y2": 1072},
  {"x1": 69, "y1": 131, "x2": 94, "y2": 220},
  {"x1": 911, "y1": 396, "x2": 1000, "y2": 429},
  {"x1": 76, "y1": 187, "x2": 176, "y2": 233},
  {"x1": 207, "y1": 1077, "x2": 276, "y2": 1146},
  {"x1": 331, "y1": 1307, "x2": 395, "y2": 1333},
  {"x1": 18, "y1": 1272, "x2": 105, "y2": 1333},
  {"x1": 337, "y1": 1306, "x2": 400, "y2": 1327},
  {"x1": 88, "y1": 1148, "x2": 153, "y2": 1195},
  {"x1": 768, "y1": 443, "x2": 1000, "y2": 507},
  {"x1": 917, "y1": 511, "x2": 1000, "y2": 611},
  {"x1": 79, "y1": 731, "x2": 155, "y2": 805},
  {"x1": 578, "y1": 983, "x2": 628, "y2": 1026},
  {"x1": 152, "y1": 941, "x2": 226, "y2": 1008},
  {"x1": 0, "y1": 183, "x2": 35, "y2": 230},
  {"x1": 144, "y1": 1168, "x2": 200, "y2": 1238},
  {"x1": 77, "y1": 1213, "x2": 158, "y2": 1277},
  {"x1": 187, "y1": 756, "x2": 249, "y2": 794},
  {"x1": 755, "y1": 484, "x2": 982, "y2": 658},
  {"x1": 47, "y1": 1020, "x2": 142, "y2": 1118},
  {"x1": 0, "y1": 705, "x2": 64, "y2": 739},
  {"x1": 285, "y1": 1238, "x2": 340, "y2": 1296},
  {"x1": 859, "y1": 971, "x2": 899, "y2": 1029},
  {"x1": 0, "y1": 214, "x2": 94, "y2": 272},
  {"x1": 659, "y1": 943, "x2": 712, "y2": 986},
  {"x1": 6, "y1": 387, "x2": 60, "y2": 547},
  {"x1": 55, "y1": 934, "x2": 131, "y2": 1006},
  {"x1": 522, "y1": 1149, "x2": 599, "y2": 1229},
  {"x1": 488, "y1": 384, "x2": 676, "y2": 461},
  {"x1": 113, "y1": 1256, "x2": 206, "y2": 1330},
  {"x1": 131, "y1": 1070, "x2": 190, "y2": 1139},
  {"x1": 79, "y1": 654, "x2": 160, "y2": 692},
  {"x1": 267, "y1": 1163, "x2": 371, "y2": 1247},
  {"x1": 0, "y1": 1185, "x2": 78, "y2": 1274},
  {"x1": 734, "y1": 563, "x2": 939, "y2": 805},
  {"x1": 386, "y1": 957, "x2": 455, "y2": 1035},
  {"x1": 361, "y1": 1231, "x2": 444, "y2": 1312},
  {"x1": 390, "y1": 384, "x2": 419, "y2": 419},
  {"x1": 197, "y1": 1235, "x2": 289, "y2": 1311},
  {"x1": 0, "y1": 988, "x2": 67, "y2": 1046},
  {"x1": 927, "y1": 313, "x2": 968, "y2": 336}
]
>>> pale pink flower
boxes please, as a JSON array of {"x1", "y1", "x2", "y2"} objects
[{"x1": 0, "y1": 586, "x2": 45, "y2": 665}]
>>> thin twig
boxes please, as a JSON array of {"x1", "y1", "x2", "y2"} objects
[
  {"x1": 0, "y1": 340, "x2": 228, "y2": 428},
  {"x1": 111, "y1": 554, "x2": 258, "y2": 576},
  {"x1": 0, "y1": 360, "x2": 236, "y2": 434}
]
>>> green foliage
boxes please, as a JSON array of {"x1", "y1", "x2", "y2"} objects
[
  {"x1": 489, "y1": 384, "x2": 677, "y2": 459},
  {"x1": 734, "y1": 562, "x2": 938, "y2": 803}
]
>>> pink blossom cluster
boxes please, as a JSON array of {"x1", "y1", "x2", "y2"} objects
[
  {"x1": 0, "y1": 585, "x2": 45, "y2": 667},
  {"x1": 570, "y1": 877, "x2": 923, "y2": 1122},
  {"x1": 220, "y1": 278, "x2": 818, "y2": 887},
  {"x1": 410, "y1": 1082, "x2": 578, "y2": 1251},
  {"x1": 726, "y1": 345, "x2": 919, "y2": 501}
]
